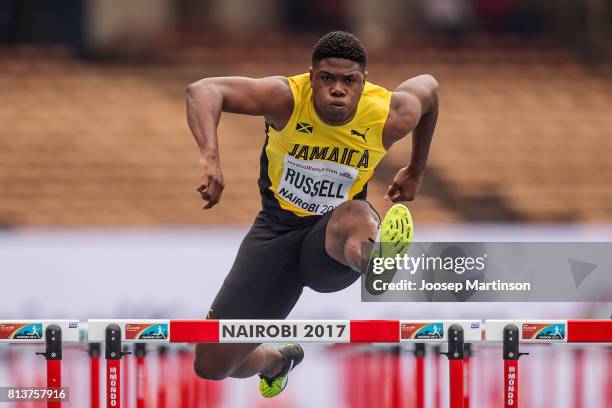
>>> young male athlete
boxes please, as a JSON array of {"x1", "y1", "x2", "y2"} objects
[{"x1": 186, "y1": 31, "x2": 438, "y2": 397}]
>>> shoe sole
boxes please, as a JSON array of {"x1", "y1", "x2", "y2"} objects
[
  {"x1": 366, "y1": 204, "x2": 414, "y2": 295},
  {"x1": 378, "y1": 203, "x2": 413, "y2": 253}
]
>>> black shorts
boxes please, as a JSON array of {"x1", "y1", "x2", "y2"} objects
[{"x1": 208, "y1": 210, "x2": 360, "y2": 319}]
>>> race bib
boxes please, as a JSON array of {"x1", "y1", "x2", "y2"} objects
[{"x1": 277, "y1": 155, "x2": 358, "y2": 215}]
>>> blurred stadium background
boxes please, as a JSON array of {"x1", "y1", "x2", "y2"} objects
[{"x1": 0, "y1": 0, "x2": 611, "y2": 407}]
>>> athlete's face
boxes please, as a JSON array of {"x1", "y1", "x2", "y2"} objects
[{"x1": 310, "y1": 58, "x2": 366, "y2": 125}]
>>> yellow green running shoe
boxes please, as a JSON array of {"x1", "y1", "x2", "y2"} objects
[
  {"x1": 365, "y1": 203, "x2": 414, "y2": 295},
  {"x1": 259, "y1": 343, "x2": 304, "y2": 398}
]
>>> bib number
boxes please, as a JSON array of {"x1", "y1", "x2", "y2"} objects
[{"x1": 277, "y1": 155, "x2": 358, "y2": 215}]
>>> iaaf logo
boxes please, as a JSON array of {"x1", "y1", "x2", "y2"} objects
[
  {"x1": 506, "y1": 366, "x2": 516, "y2": 406},
  {"x1": 338, "y1": 171, "x2": 353, "y2": 180}
]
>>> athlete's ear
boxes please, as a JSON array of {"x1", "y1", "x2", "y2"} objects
[
  {"x1": 309, "y1": 66, "x2": 313, "y2": 81},
  {"x1": 363, "y1": 70, "x2": 368, "y2": 84}
]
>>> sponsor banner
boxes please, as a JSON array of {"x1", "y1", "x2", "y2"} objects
[
  {"x1": 362, "y1": 242, "x2": 612, "y2": 302},
  {"x1": 0, "y1": 321, "x2": 79, "y2": 343},
  {"x1": 125, "y1": 323, "x2": 168, "y2": 340},
  {"x1": 400, "y1": 320, "x2": 481, "y2": 342},
  {"x1": 0, "y1": 323, "x2": 42, "y2": 340},
  {"x1": 219, "y1": 320, "x2": 350, "y2": 343},
  {"x1": 505, "y1": 362, "x2": 518, "y2": 406},
  {"x1": 401, "y1": 322, "x2": 444, "y2": 340},
  {"x1": 522, "y1": 323, "x2": 566, "y2": 341},
  {"x1": 485, "y1": 320, "x2": 568, "y2": 342},
  {"x1": 277, "y1": 155, "x2": 357, "y2": 215}
]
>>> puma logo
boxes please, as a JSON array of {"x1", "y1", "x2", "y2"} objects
[{"x1": 351, "y1": 128, "x2": 369, "y2": 142}]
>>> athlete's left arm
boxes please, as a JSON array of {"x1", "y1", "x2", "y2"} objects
[{"x1": 382, "y1": 74, "x2": 439, "y2": 202}]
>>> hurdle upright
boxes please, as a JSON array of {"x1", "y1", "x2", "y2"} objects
[
  {"x1": 486, "y1": 319, "x2": 612, "y2": 408},
  {"x1": 0, "y1": 320, "x2": 80, "y2": 407}
]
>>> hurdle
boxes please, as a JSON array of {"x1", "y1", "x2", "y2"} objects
[
  {"x1": 88, "y1": 343, "x2": 101, "y2": 408},
  {"x1": 1, "y1": 318, "x2": 611, "y2": 407},
  {"x1": 485, "y1": 319, "x2": 612, "y2": 408},
  {"x1": 608, "y1": 343, "x2": 612, "y2": 407},
  {"x1": 463, "y1": 343, "x2": 472, "y2": 408},
  {"x1": 413, "y1": 343, "x2": 425, "y2": 408},
  {"x1": 0, "y1": 320, "x2": 80, "y2": 408},
  {"x1": 133, "y1": 343, "x2": 146, "y2": 408},
  {"x1": 86, "y1": 319, "x2": 481, "y2": 408},
  {"x1": 432, "y1": 345, "x2": 442, "y2": 408}
]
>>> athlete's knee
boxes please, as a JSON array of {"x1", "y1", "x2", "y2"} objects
[
  {"x1": 336, "y1": 199, "x2": 379, "y2": 219},
  {"x1": 193, "y1": 345, "x2": 233, "y2": 381},
  {"x1": 328, "y1": 200, "x2": 379, "y2": 240},
  {"x1": 326, "y1": 201, "x2": 379, "y2": 267},
  {"x1": 194, "y1": 359, "x2": 232, "y2": 381}
]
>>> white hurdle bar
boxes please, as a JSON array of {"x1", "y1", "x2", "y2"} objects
[
  {"x1": 1, "y1": 319, "x2": 608, "y2": 344},
  {"x1": 0, "y1": 320, "x2": 80, "y2": 343}
]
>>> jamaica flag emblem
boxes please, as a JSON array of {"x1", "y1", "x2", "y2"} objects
[{"x1": 296, "y1": 122, "x2": 313, "y2": 134}]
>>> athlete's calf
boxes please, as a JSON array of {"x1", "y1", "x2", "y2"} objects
[{"x1": 194, "y1": 343, "x2": 285, "y2": 381}]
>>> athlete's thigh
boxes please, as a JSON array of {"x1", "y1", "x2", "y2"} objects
[
  {"x1": 197, "y1": 216, "x2": 305, "y2": 371},
  {"x1": 208, "y1": 214, "x2": 304, "y2": 320},
  {"x1": 298, "y1": 210, "x2": 360, "y2": 293}
]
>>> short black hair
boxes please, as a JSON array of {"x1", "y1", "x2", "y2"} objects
[{"x1": 312, "y1": 31, "x2": 367, "y2": 70}]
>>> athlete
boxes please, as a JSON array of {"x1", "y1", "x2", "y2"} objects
[{"x1": 186, "y1": 31, "x2": 438, "y2": 397}]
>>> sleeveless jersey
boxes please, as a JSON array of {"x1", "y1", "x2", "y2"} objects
[{"x1": 258, "y1": 73, "x2": 392, "y2": 221}]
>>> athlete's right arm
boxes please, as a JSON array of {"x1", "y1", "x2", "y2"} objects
[{"x1": 186, "y1": 76, "x2": 293, "y2": 209}]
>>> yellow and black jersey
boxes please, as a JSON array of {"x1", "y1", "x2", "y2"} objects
[{"x1": 258, "y1": 73, "x2": 392, "y2": 224}]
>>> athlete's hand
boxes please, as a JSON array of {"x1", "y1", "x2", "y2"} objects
[
  {"x1": 197, "y1": 153, "x2": 225, "y2": 210},
  {"x1": 384, "y1": 166, "x2": 423, "y2": 202}
]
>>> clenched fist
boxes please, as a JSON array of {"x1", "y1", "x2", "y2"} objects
[
  {"x1": 384, "y1": 166, "x2": 423, "y2": 202},
  {"x1": 197, "y1": 153, "x2": 225, "y2": 210}
]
